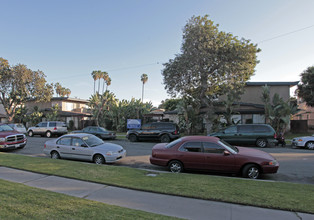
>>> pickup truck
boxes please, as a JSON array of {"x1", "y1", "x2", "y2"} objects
[{"x1": 0, "y1": 123, "x2": 27, "y2": 150}]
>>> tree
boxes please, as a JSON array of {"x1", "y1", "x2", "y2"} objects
[
  {"x1": 298, "y1": 66, "x2": 314, "y2": 106},
  {"x1": 54, "y1": 83, "x2": 62, "y2": 97},
  {"x1": 141, "y1": 74, "x2": 148, "y2": 102},
  {"x1": 102, "y1": 71, "x2": 109, "y2": 93},
  {"x1": 105, "y1": 77, "x2": 111, "y2": 91},
  {"x1": 91, "y1": 71, "x2": 98, "y2": 94},
  {"x1": 0, "y1": 58, "x2": 53, "y2": 122},
  {"x1": 261, "y1": 85, "x2": 297, "y2": 134},
  {"x1": 46, "y1": 104, "x2": 59, "y2": 121},
  {"x1": 162, "y1": 15, "x2": 260, "y2": 133},
  {"x1": 159, "y1": 98, "x2": 182, "y2": 111}
]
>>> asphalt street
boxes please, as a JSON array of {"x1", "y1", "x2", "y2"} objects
[{"x1": 12, "y1": 136, "x2": 314, "y2": 185}]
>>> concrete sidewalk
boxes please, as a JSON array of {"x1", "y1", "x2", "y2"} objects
[{"x1": 0, "y1": 166, "x2": 313, "y2": 220}]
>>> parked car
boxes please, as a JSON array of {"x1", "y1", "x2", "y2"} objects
[
  {"x1": 126, "y1": 122, "x2": 180, "y2": 143},
  {"x1": 7, "y1": 123, "x2": 27, "y2": 134},
  {"x1": 150, "y1": 136, "x2": 279, "y2": 179},
  {"x1": 27, "y1": 121, "x2": 68, "y2": 138},
  {"x1": 209, "y1": 124, "x2": 277, "y2": 148},
  {"x1": 0, "y1": 123, "x2": 27, "y2": 150},
  {"x1": 44, "y1": 133, "x2": 126, "y2": 164},
  {"x1": 72, "y1": 126, "x2": 116, "y2": 140},
  {"x1": 291, "y1": 135, "x2": 314, "y2": 150}
]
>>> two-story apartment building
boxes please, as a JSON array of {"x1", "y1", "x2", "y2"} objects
[{"x1": 25, "y1": 97, "x2": 92, "y2": 129}]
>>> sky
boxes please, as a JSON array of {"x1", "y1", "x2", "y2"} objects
[{"x1": 1, "y1": 0, "x2": 314, "y2": 107}]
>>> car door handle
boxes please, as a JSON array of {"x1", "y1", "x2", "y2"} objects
[
  {"x1": 56, "y1": 146, "x2": 60, "y2": 148},
  {"x1": 72, "y1": 148, "x2": 75, "y2": 150}
]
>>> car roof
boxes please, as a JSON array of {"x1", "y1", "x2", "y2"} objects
[
  {"x1": 180, "y1": 136, "x2": 220, "y2": 142},
  {"x1": 61, "y1": 133, "x2": 93, "y2": 138}
]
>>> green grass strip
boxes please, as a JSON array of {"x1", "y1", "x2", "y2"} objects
[
  {"x1": 1, "y1": 153, "x2": 314, "y2": 214},
  {"x1": 0, "y1": 178, "x2": 178, "y2": 220}
]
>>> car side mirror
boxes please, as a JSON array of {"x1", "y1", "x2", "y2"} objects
[
  {"x1": 223, "y1": 150, "x2": 230, "y2": 156},
  {"x1": 81, "y1": 144, "x2": 88, "y2": 148}
]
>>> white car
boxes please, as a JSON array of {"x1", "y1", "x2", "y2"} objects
[
  {"x1": 7, "y1": 123, "x2": 27, "y2": 134},
  {"x1": 44, "y1": 133, "x2": 126, "y2": 164},
  {"x1": 291, "y1": 135, "x2": 314, "y2": 150}
]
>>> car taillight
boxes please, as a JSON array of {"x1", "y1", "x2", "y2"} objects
[
  {"x1": 44, "y1": 144, "x2": 46, "y2": 148},
  {"x1": 54, "y1": 127, "x2": 57, "y2": 130},
  {"x1": 274, "y1": 133, "x2": 277, "y2": 139},
  {"x1": 174, "y1": 130, "x2": 178, "y2": 135}
]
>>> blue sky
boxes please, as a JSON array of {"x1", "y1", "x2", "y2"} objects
[{"x1": 1, "y1": 0, "x2": 314, "y2": 106}]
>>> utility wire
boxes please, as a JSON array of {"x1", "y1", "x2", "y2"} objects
[{"x1": 258, "y1": 24, "x2": 314, "y2": 44}]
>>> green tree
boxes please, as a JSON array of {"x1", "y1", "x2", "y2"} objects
[
  {"x1": 91, "y1": 71, "x2": 98, "y2": 94},
  {"x1": 28, "y1": 106, "x2": 43, "y2": 126},
  {"x1": 141, "y1": 74, "x2": 148, "y2": 102},
  {"x1": 102, "y1": 71, "x2": 109, "y2": 93},
  {"x1": 162, "y1": 15, "x2": 260, "y2": 133},
  {"x1": 298, "y1": 66, "x2": 314, "y2": 106},
  {"x1": 46, "y1": 104, "x2": 59, "y2": 121},
  {"x1": 159, "y1": 98, "x2": 182, "y2": 111},
  {"x1": 261, "y1": 85, "x2": 297, "y2": 134},
  {"x1": 0, "y1": 58, "x2": 53, "y2": 122}
]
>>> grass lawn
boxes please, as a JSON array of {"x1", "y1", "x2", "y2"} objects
[
  {"x1": 1, "y1": 153, "x2": 314, "y2": 214},
  {"x1": 0, "y1": 178, "x2": 178, "y2": 220}
]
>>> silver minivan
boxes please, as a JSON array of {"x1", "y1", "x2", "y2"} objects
[{"x1": 27, "y1": 121, "x2": 68, "y2": 138}]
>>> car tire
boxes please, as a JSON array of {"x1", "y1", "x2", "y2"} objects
[
  {"x1": 46, "y1": 131, "x2": 52, "y2": 138},
  {"x1": 242, "y1": 164, "x2": 260, "y2": 179},
  {"x1": 168, "y1": 160, "x2": 183, "y2": 173},
  {"x1": 94, "y1": 154, "x2": 105, "y2": 164},
  {"x1": 129, "y1": 134, "x2": 137, "y2": 142},
  {"x1": 28, "y1": 130, "x2": 33, "y2": 137},
  {"x1": 256, "y1": 138, "x2": 267, "y2": 148},
  {"x1": 160, "y1": 134, "x2": 170, "y2": 143},
  {"x1": 306, "y1": 141, "x2": 314, "y2": 150},
  {"x1": 51, "y1": 151, "x2": 60, "y2": 159}
]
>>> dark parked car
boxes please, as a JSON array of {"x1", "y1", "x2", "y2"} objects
[
  {"x1": 150, "y1": 136, "x2": 279, "y2": 179},
  {"x1": 126, "y1": 122, "x2": 180, "y2": 143},
  {"x1": 0, "y1": 123, "x2": 27, "y2": 150},
  {"x1": 72, "y1": 126, "x2": 116, "y2": 140},
  {"x1": 209, "y1": 124, "x2": 277, "y2": 148}
]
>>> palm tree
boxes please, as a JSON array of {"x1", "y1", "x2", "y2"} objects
[
  {"x1": 91, "y1": 71, "x2": 98, "y2": 94},
  {"x1": 96, "y1": 71, "x2": 103, "y2": 94},
  {"x1": 54, "y1": 83, "x2": 62, "y2": 97},
  {"x1": 106, "y1": 77, "x2": 111, "y2": 91},
  {"x1": 141, "y1": 73, "x2": 148, "y2": 102},
  {"x1": 102, "y1": 71, "x2": 109, "y2": 93},
  {"x1": 65, "y1": 88, "x2": 71, "y2": 97}
]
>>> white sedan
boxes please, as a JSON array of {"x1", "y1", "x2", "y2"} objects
[
  {"x1": 44, "y1": 133, "x2": 126, "y2": 164},
  {"x1": 291, "y1": 135, "x2": 314, "y2": 150}
]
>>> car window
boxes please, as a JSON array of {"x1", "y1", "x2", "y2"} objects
[
  {"x1": 57, "y1": 137, "x2": 72, "y2": 145},
  {"x1": 72, "y1": 138, "x2": 85, "y2": 147},
  {"x1": 254, "y1": 125, "x2": 270, "y2": 133},
  {"x1": 203, "y1": 142, "x2": 225, "y2": 154},
  {"x1": 224, "y1": 126, "x2": 237, "y2": 134},
  {"x1": 41, "y1": 122, "x2": 48, "y2": 127},
  {"x1": 49, "y1": 122, "x2": 56, "y2": 127},
  {"x1": 238, "y1": 125, "x2": 253, "y2": 133},
  {"x1": 180, "y1": 142, "x2": 202, "y2": 152},
  {"x1": 165, "y1": 138, "x2": 182, "y2": 149},
  {"x1": 142, "y1": 124, "x2": 156, "y2": 130},
  {"x1": 57, "y1": 122, "x2": 67, "y2": 127},
  {"x1": 82, "y1": 135, "x2": 104, "y2": 147},
  {"x1": 90, "y1": 127, "x2": 98, "y2": 132},
  {"x1": 0, "y1": 124, "x2": 14, "y2": 131}
]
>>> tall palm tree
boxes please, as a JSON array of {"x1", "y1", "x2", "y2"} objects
[
  {"x1": 141, "y1": 73, "x2": 148, "y2": 102},
  {"x1": 54, "y1": 83, "x2": 62, "y2": 97},
  {"x1": 91, "y1": 71, "x2": 98, "y2": 94},
  {"x1": 106, "y1": 77, "x2": 111, "y2": 91},
  {"x1": 102, "y1": 71, "x2": 109, "y2": 94}
]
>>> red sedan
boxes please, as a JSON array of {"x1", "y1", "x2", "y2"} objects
[{"x1": 150, "y1": 136, "x2": 279, "y2": 179}]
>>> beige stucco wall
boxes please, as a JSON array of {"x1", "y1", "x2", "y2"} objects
[{"x1": 240, "y1": 85, "x2": 291, "y2": 104}]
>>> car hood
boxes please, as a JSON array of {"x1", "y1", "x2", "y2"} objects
[
  {"x1": 0, "y1": 130, "x2": 22, "y2": 137},
  {"x1": 152, "y1": 143, "x2": 168, "y2": 150},
  {"x1": 237, "y1": 146, "x2": 275, "y2": 160},
  {"x1": 93, "y1": 143, "x2": 124, "y2": 152}
]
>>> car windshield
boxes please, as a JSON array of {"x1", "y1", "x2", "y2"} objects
[
  {"x1": 0, "y1": 124, "x2": 14, "y2": 132},
  {"x1": 99, "y1": 127, "x2": 108, "y2": 132},
  {"x1": 165, "y1": 138, "x2": 182, "y2": 149},
  {"x1": 218, "y1": 139, "x2": 238, "y2": 154},
  {"x1": 82, "y1": 135, "x2": 104, "y2": 147}
]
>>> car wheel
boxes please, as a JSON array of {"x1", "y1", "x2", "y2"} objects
[
  {"x1": 306, "y1": 141, "x2": 314, "y2": 150},
  {"x1": 94, "y1": 154, "x2": 105, "y2": 164},
  {"x1": 160, "y1": 134, "x2": 170, "y2": 143},
  {"x1": 242, "y1": 164, "x2": 260, "y2": 179},
  {"x1": 51, "y1": 151, "x2": 60, "y2": 159},
  {"x1": 168, "y1": 160, "x2": 183, "y2": 173},
  {"x1": 46, "y1": 131, "x2": 52, "y2": 138},
  {"x1": 28, "y1": 130, "x2": 33, "y2": 137},
  {"x1": 256, "y1": 138, "x2": 267, "y2": 148},
  {"x1": 129, "y1": 134, "x2": 137, "y2": 142}
]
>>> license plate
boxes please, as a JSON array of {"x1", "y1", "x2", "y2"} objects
[{"x1": 15, "y1": 144, "x2": 20, "y2": 148}]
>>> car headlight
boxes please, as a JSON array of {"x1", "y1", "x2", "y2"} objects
[
  {"x1": 269, "y1": 160, "x2": 278, "y2": 166},
  {"x1": 297, "y1": 139, "x2": 303, "y2": 142},
  {"x1": 0, "y1": 138, "x2": 5, "y2": 142}
]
